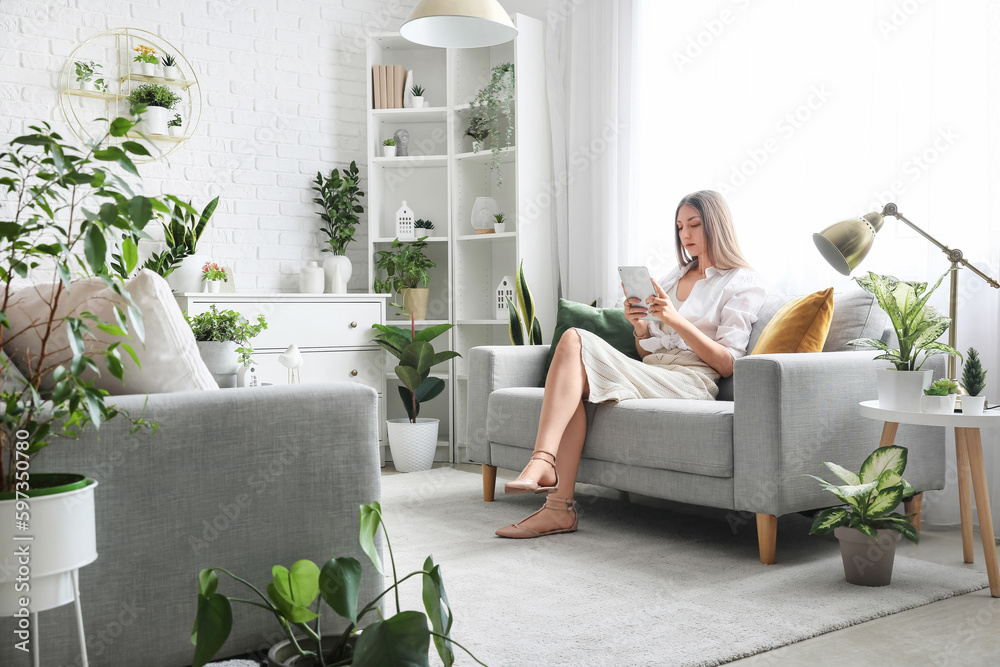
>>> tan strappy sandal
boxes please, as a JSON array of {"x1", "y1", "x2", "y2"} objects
[
  {"x1": 503, "y1": 450, "x2": 559, "y2": 495},
  {"x1": 495, "y1": 496, "x2": 578, "y2": 539}
]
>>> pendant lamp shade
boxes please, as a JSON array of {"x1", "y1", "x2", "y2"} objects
[
  {"x1": 401, "y1": 0, "x2": 517, "y2": 48},
  {"x1": 812, "y1": 212, "x2": 885, "y2": 276}
]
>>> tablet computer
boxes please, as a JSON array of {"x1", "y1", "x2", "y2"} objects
[{"x1": 618, "y1": 266, "x2": 657, "y2": 321}]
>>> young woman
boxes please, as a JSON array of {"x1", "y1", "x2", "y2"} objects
[{"x1": 496, "y1": 190, "x2": 767, "y2": 538}]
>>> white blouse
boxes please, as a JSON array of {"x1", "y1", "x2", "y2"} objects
[{"x1": 638, "y1": 263, "x2": 768, "y2": 361}]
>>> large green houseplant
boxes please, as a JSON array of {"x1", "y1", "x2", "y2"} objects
[
  {"x1": 846, "y1": 270, "x2": 962, "y2": 411},
  {"x1": 373, "y1": 237, "x2": 435, "y2": 320},
  {"x1": 185, "y1": 305, "x2": 268, "y2": 387},
  {"x1": 505, "y1": 259, "x2": 544, "y2": 346},
  {"x1": 191, "y1": 502, "x2": 486, "y2": 667},
  {"x1": 808, "y1": 445, "x2": 918, "y2": 586},
  {"x1": 313, "y1": 161, "x2": 365, "y2": 293}
]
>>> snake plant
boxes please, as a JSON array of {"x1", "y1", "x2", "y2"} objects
[{"x1": 506, "y1": 259, "x2": 543, "y2": 345}]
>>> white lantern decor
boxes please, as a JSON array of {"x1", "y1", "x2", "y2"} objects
[
  {"x1": 495, "y1": 275, "x2": 515, "y2": 319},
  {"x1": 396, "y1": 200, "x2": 415, "y2": 239},
  {"x1": 470, "y1": 196, "x2": 499, "y2": 234}
]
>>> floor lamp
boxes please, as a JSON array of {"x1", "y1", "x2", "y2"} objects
[{"x1": 813, "y1": 202, "x2": 1000, "y2": 384}]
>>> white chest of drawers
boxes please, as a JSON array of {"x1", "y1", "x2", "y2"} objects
[{"x1": 175, "y1": 293, "x2": 389, "y2": 460}]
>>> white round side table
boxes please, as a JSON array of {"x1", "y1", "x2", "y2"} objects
[{"x1": 858, "y1": 400, "x2": 1000, "y2": 597}]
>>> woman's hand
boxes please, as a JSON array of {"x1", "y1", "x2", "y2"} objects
[
  {"x1": 646, "y1": 279, "x2": 680, "y2": 327},
  {"x1": 622, "y1": 282, "x2": 650, "y2": 337}
]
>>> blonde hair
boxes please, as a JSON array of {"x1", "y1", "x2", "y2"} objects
[{"x1": 674, "y1": 190, "x2": 752, "y2": 270}]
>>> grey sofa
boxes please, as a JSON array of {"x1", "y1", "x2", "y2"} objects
[
  {"x1": 467, "y1": 291, "x2": 946, "y2": 564},
  {"x1": 0, "y1": 382, "x2": 382, "y2": 667}
]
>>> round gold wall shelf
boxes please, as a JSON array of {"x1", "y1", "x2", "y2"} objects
[{"x1": 60, "y1": 28, "x2": 202, "y2": 163}]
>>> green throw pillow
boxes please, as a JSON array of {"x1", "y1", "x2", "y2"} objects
[{"x1": 545, "y1": 298, "x2": 640, "y2": 375}]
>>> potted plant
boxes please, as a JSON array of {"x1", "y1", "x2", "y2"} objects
[
  {"x1": 186, "y1": 305, "x2": 267, "y2": 388},
  {"x1": 921, "y1": 378, "x2": 958, "y2": 414},
  {"x1": 808, "y1": 445, "x2": 919, "y2": 586},
  {"x1": 161, "y1": 52, "x2": 179, "y2": 79},
  {"x1": 465, "y1": 109, "x2": 490, "y2": 153},
  {"x1": 312, "y1": 161, "x2": 365, "y2": 294},
  {"x1": 168, "y1": 113, "x2": 183, "y2": 137},
  {"x1": 126, "y1": 83, "x2": 182, "y2": 136},
  {"x1": 493, "y1": 212, "x2": 506, "y2": 233},
  {"x1": 847, "y1": 270, "x2": 962, "y2": 412},
  {"x1": 372, "y1": 318, "x2": 460, "y2": 472},
  {"x1": 133, "y1": 43, "x2": 159, "y2": 76},
  {"x1": 201, "y1": 261, "x2": 228, "y2": 293},
  {"x1": 470, "y1": 62, "x2": 514, "y2": 186},
  {"x1": 190, "y1": 502, "x2": 484, "y2": 667},
  {"x1": 382, "y1": 138, "x2": 396, "y2": 158},
  {"x1": 373, "y1": 237, "x2": 435, "y2": 320},
  {"x1": 414, "y1": 218, "x2": 434, "y2": 237},
  {"x1": 506, "y1": 259, "x2": 544, "y2": 346},
  {"x1": 961, "y1": 347, "x2": 988, "y2": 415},
  {"x1": 74, "y1": 60, "x2": 107, "y2": 92},
  {"x1": 410, "y1": 83, "x2": 425, "y2": 108},
  {"x1": 0, "y1": 117, "x2": 160, "y2": 618}
]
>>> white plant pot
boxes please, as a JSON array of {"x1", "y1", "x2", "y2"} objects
[
  {"x1": 962, "y1": 394, "x2": 987, "y2": 416},
  {"x1": 494, "y1": 222, "x2": 506, "y2": 233},
  {"x1": 163, "y1": 65, "x2": 178, "y2": 79},
  {"x1": 471, "y1": 140, "x2": 483, "y2": 152},
  {"x1": 197, "y1": 340, "x2": 240, "y2": 388},
  {"x1": 165, "y1": 253, "x2": 208, "y2": 294},
  {"x1": 138, "y1": 106, "x2": 169, "y2": 136},
  {"x1": 169, "y1": 125, "x2": 183, "y2": 137},
  {"x1": 875, "y1": 368, "x2": 932, "y2": 412},
  {"x1": 386, "y1": 418, "x2": 439, "y2": 472},
  {"x1": 322, "y1": 254, "x2": 352, "y2": 293},
  {"x1": 411, "y1": 96, "x2": 425, "y2": 108},
  {"x1": 921, "y1": 393, "x2": 957, "y2": 414},
  {"x1": 80, "y1": 80, "x2": 96, "y2": 91},
  {"x1": 204, "y1": 279, "x2": 222, "y2": 293},
  {"x1": 383, "y1": 145, "x2": 397, "y2": 158},
  {"x1": 0, "y1": 478, "x2": 98, "y2": 614},
  {"x1": 141, "y1": 62, "x2": 156, "y2": 76}
]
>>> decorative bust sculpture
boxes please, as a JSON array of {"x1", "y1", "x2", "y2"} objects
[{"x1": 393, "y1": 129, "x2": 409, "y2": 157}]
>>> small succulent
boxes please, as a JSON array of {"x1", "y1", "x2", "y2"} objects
[
  {"x1": 410, "y1": 83, "x2": 425, "y2": 97},
  {"x1": 383, "y1": 138, "x2": 395, "y2": 146},
  {"x1": 414, "y1": 218, "x2": 434, "y2": 230},
  {"x1": 924, "y1": 378, "x2": 958, "y2": 397},
  {"x1": 962, "y1": 347, "x2": 987, "y2": 397},
  {"x1": 161, "y1": 53, "x2": 177, "y2": 67},
  {"x1": 493, "y1": 213, "x2": 505, "y2": 226}
]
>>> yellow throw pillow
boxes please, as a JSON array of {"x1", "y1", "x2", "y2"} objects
[{"x1": 751, "y1": 288, "x2": 835, "y2": 354}]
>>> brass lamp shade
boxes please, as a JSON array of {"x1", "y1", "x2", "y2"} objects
[
  {"x1": 812, "y1": 212, "x2": 885, "y2": 276},
  {"x1": 401, "y1": 0, "x2": 517, "y2": 48}
]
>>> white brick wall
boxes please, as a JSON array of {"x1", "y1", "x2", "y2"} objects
[{"x1": 0, "y1": 0, "x2": 411, "y2": 291}]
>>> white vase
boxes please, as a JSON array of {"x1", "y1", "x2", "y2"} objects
[
  {"x1": 299, "y1": 260, "x2": 325, "y2": 293},
  {"x1": 470, "y1": 197, "x2": 499, "y2": 232},
  {"x1": 323, "y1": 254, "x2": 352, "y2": 293},
  {"x1": 169, "y1": 125, "x2": 183, "y2": 137},
  {"x1": 962, "y1": 394, "x2": 987, "y2": 415},
  {"x1": 163, "y1": 65, "x2": 178, "y2": 79},
  {"x1": 165, "y1": 254, "x2": 208, "y2": 294},
  {"x1": 921, "y1": 394, "x2": 957, "y2": 414},
  {"x1": 204, "y1": 280, "x2": 222, "y2": 293},
  {"x1": 383, "y1": 145, "x2": 396, "y2": 157},
  {"x1": 0, "y1": 477, "x2": 97, "y2": 615},
  {"x1": 138, "y1": 106, "x2": 169, "y2": 135},
  {"x1": 141, "y1": 62, "x2": 156, "y2": 76},
  {"x1": 875, "y1": 368, "x2": 932, "y2": 412},
  {"x1": 412, "y1": 96, "x2": 425, "y2": 108},
  {"x1": 386, "y1": 418, "x2": 439, "y2": 472}
]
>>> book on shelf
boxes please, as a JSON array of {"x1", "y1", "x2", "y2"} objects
[
  {"x1": 371, "y1": 65, "x2": 409, "y2": 109},
  {"x1": 393, "y1": 64, "x2": 405, "y2": 108},
  {"x1": 372, "y1": 65, "x2": 382, "y2": 109}
]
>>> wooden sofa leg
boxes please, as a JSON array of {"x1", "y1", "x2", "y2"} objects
[
  {"x1": 482, "y1": 465, "x2": 497, "y2": 502},
  {"x1": 756, "y1": 513, "x2": 777, "y2": 565},
  {"x1": 904, "y1": 492, "x2": 923, "y2": 532}
]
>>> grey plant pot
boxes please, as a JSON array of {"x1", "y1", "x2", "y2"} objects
[
  {"x1": 267, "y1": 635, "x2": 355, "y2": 667},
  {"x1": 196, "y1": 340, "x2": 239, "y2": 388},
  {"x1": 835, "y1": 526, "x2": 901, "y2": 587}
]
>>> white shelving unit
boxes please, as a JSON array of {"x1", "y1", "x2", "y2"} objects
[{"x1": 366, "y1": 14, "x2": 555, "y2": 464}]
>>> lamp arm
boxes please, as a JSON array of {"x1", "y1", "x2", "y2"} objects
[{"x1": 882, "y1": 204, "x2": 1000, "y2": 289}]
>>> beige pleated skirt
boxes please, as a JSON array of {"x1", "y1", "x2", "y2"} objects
[{"x1": 573, "y1": 328, "x2": 721, "y2": 403}]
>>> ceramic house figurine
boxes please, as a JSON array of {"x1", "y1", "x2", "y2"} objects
[
  {"x1": 495, "y1": 275, "x2": 515, "y2": 319},
  {"x1": 396, "y1": 201, "x2": 415, "y2": 239}
]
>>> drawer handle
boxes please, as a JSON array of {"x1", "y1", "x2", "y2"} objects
[
  {"x1": 351, "y1": 369, "x2": 359, "y2": 377},
  {"x1": 350, "y1": 321, "x2": 358, "y2": 328}
]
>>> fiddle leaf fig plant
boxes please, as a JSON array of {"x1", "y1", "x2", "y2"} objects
[
  {"x1": 807, "y1": 445, "x2": 919, "y2": 544},
  {"x1": 846, "y1": 270, "x2": 962, "y2": 371}
]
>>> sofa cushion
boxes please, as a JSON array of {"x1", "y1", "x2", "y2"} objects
[
  {"x1": 746, "y1": 289, "x2": 886, "y2": 354},
  {"x1": 751, "y1": 288, "x2": 834, "y2": 354},
  {"x1": 546, "y1": 298, "x2": 640, "y2": 373},
  {"x1": 487, "y1": 387, "x2": 735, "y2": 478}
]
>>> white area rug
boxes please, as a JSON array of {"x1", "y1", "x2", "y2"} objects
[{"x1": 379, "y1": 468, "x2": 988, "y2": 667}]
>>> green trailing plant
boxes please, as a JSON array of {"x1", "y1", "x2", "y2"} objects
[
  {"x1": 186, "y1": 305, "x2": 267, "y2": 367},
  {"x1": 470, "y1": 62, "x2": 514, "y2": 187},
  {"x1": 924, "y1": 378, "x2": 958, "y2": 396},
  {"x1": 372, "y1": 318, "x2": 460, "y2": 422},
  {"x1": 414, "y1": 218, "x2": 434, "y2": 231},
  {"x1": 846, "y1": 270, "x2": 962, "y2": 371},
  {"x1": 312, "y1": 162, "x2": 365, "y2": 256},
  {"x1": 464, "y1": 110, "x2": 490, "y2": 145},
  {"x1": 126, "y1": 83, "x2": 181, "y2": 110},
  {"x1": 383, "y1": 138, "x2": 395, "y2": 147},
  {"x1": 111, "y1": 196, "x2": 219, "y2": 281},
  {"x1": 161, "y1": 53, "x2": 177, "y2": 67},
  {"x1": 373, "y1": 237, "x2": 435, "y2": 296},
  {"x1": 506, "y1": 259, "x2": 543, "y2": 345},
  {"x1": 191, "y1": 502, "x2": 484, "y2": 667},
  {"x1": 168, "y1": 113, "x2": 182, "y2": 128},
  {"x1": 74, "y1": 60, "x2": 107, "y2": 91},
  {"x1": 0, "y1": 116, "x2": 162, "y2": 493},
  {"x1": 807, "y1": 445, "x2": 919, "y2": 544},
  {"x1": 410, "y1": 83, "x2": 425, "y2": 97},
  {"x1": 962, "y1": 347, "x2": 987, "y2": 397}
]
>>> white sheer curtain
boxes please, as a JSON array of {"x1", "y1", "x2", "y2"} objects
[
  {"x1": 545, "y1": 0, "x2": 639, "y2": 306},
  {"x1": 629, "y1": 0, "x2": 1000, "y2": 530}
]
